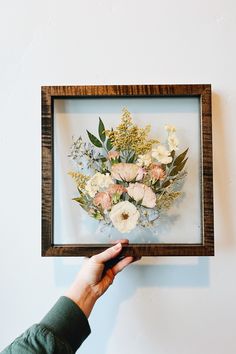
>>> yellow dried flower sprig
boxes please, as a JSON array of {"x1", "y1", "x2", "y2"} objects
[
  {"x1": 156, "y1": 191, "x2": 182, "y2": 211},
  {"x1": 105, "y1": 108, "x2": 159, "y2": 155},
  {"x1": 68, "y1": 171, "x2": 89, "y2": 190}
]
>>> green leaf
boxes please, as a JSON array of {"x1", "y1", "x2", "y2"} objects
[
  {"x1": 98, "y1": 117, "x2": 106, "y2": 142},
  {"x1": 170, "y1": 158, "x2": 188, "y2": 176},
  {"x1": 73, "y1": 197, "x2": 90, "y2": 212},
  {"x1": 161, "y1": 180, "x2": 171, "y2": 188},
  {"x1": 73, "y1": 197, "x2": 85, "y2": 205},
  {"x1": 110, "y1": 158, "x2": 119, "y2": 165},
  {"x1": 87, "y1": 130, "x2": 102, "y2": 148},
  {"x1": 167, "y1": 151, "x2": 175, "y2": 168},
  {"x1": 94, "y1": 155, "x2": 107, "y2": 162},
  {"x1": 106, "y1": 138, "x2": 113, "y2": 151},
  {"x1": 174, "y1": 148, "x2": 189, "y2": 166}
]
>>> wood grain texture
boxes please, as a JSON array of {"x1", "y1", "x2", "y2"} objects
[
  {"x1": 42, "y1": 88, "x2": 53, "y2": 255},
  {"x1": 201, "y1": 86, "x2": 214, "y2": 254},
  {"x1": 42, "y1": 84, "x2": 214, "y2": 257}
]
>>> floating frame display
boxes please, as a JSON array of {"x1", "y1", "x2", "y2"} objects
[{"x1": 42, "y1": 84, "x2": 214, "y2": 257}]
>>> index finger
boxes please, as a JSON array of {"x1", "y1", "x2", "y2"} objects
[
  {"x1": 112, "y1": 256, "x2": 134, "y2": 275},
  {"x1": 92, "y1": 242, "x2": 122, "y2": 263}
]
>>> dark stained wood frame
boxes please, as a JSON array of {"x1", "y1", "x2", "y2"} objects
[{"x1": 42, "y1": 84, "x2": 214, "y2": 257}]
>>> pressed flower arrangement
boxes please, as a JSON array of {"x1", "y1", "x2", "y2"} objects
[{"x1": 68, "y1": 108, "x2": 188, "y2": 235}]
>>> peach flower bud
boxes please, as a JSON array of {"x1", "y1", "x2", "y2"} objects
[
  {"x1": 108, "y1": 151, "x2": 120, "y2": 160},
  {"x1": 107, "y1": 184, "x2": 127, "y2": 195},
  {"x1": 149, "y1": 163, "x2": 165, "y2": 181},
  {"x1": 93, "y1": 192, "x2": 112, "y2": 210}
]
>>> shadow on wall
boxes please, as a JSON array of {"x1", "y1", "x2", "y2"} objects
[
  {"x1": 212, "y1": 92, "x2": 235, "y2": 249},
  {"x1": 53, "y1": 257, "x2": 209, "y2": 289},
  {"x1": 53, "y1": 257, "x2": 209, "y2": 353}
]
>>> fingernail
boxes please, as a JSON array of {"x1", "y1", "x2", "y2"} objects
[{"x1": 114, "y1": 242, "x2": 122, "y2": 250}]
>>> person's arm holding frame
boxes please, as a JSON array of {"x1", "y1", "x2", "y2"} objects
[{"x1": 2, "y1": 241, "x2": 134, "y2": 354}]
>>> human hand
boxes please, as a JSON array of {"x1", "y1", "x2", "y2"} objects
[{"x1": 65, "y1": 241, "x2": 134, "y2": 318}]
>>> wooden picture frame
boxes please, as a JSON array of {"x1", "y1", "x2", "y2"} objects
[{"x1": 42, "y1": 84, "x2": 214, "y2": 257}]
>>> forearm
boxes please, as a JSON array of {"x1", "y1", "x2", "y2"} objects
[
  {"x1": 1, "y1": 297, "x2": 91, "y2": 354},
  {"x1": 65, "y1": 284, "x2": 97, "y2": 318}
]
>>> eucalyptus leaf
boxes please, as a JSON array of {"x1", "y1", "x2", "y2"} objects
[
  {"x1": 128, "y1": 153, "x2": 136, "y2": 163},
  {"x1": 87, "y1": 130, "x2": 102, "y2": 148},
  {"x1": 174, "y1": 148, "x2": 189, "y2": 166},
  {"x1": 98, "y1": 117, "x2": 106, "y2": 142}
]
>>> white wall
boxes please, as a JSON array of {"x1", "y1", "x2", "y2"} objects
[{"x1": 0, "y1": 1, "x2": 236, "y2": 353}]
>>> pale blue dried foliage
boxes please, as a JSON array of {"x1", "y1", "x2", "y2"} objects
[{"x1": 68, "y1": 137, "x2": 104, "y2": 173}]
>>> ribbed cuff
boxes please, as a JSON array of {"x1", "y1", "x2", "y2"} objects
[{"x1": 40, "y1": 296, "x2": 91, "y2": 352}]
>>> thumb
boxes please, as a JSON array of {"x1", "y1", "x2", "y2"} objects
[{"x1": 92, "y1": 243, "x2": 122, "y2": 264}]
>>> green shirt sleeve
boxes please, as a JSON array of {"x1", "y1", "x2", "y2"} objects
[{"x1": 1, "y1": 296, "x2": 91, "y2": 354}]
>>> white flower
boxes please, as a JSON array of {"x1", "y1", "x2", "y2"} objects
[
  {"x1": 127, "y1": 183, "x2": 156, "y2": 208},
  {"x1": 151, "y1": 145, "x2": 172, "y2": 164},
  {"x1": 168, "y1": 134, "x2": 179, "y2": 151},
  {"x1": 165, "y1": 125, "x2": 176, "y2": 133},
  {"x1": 137, "y1": 152, "x2": 152, "y2": 167},
  {"x1": 85, "y1": 172, "x2": 114, "y2": 197},
  {"x1": 109, "y1": 201, "x2": 140, "y2": 233},
  {"x1": 165, "y1": 124, "x2": 179, "y2": 151}
]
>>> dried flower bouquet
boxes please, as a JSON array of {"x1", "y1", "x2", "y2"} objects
[{"x1": 68, "y1": 108, "x2": 188, "y2": 235}]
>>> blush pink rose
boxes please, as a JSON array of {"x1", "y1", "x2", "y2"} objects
[
  {"x1": 111, "y1": 163, "x2": 144, "y2": 182},
  {"x1": 149, "y1": 163, "x2": 165, "y2": 181},
  {"x1": 127, "y1": 183, "x2": 156, "y2": 208},
  {"x1": 93, "y1": 192, "x2": 112, "y2": 210}
]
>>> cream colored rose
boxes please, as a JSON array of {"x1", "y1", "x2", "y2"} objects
[
  {"x1": 109, "y1": 201, "x2": 140, "y2": 233},
  {"x1": 151, "y1": 145, "x2": 172, "y2": 164},
  {"x1": 85, "y1": 172, "x2": 113, "y2": 197},
  {"x1": 127, "y1": 183, "x2": 156, "y2": 208},
  {"x1": 111, "y1": 163, "x2": 144, "y2": 182}
]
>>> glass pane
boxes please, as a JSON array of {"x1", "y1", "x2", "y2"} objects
[{"x1": 53, "y1": 97, "x2": 201, "y2": 244}]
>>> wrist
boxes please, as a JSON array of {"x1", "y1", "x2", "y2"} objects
[{"x1": 65, "y1": 284, "x2": 97, "y2": 319}]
